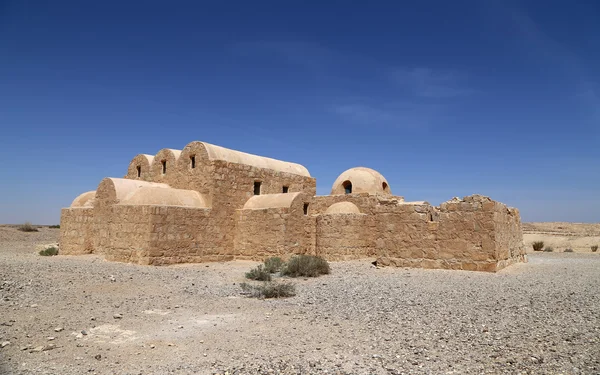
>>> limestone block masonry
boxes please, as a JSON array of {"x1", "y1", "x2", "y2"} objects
[{"x1": 60, "y1": 140, "x2": 526, "y2": 272}]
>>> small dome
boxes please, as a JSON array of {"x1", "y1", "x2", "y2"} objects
[
  {"x1": 331, "y1": 167, "x2": 391, "y2": 195},
  {"x1": 325, "y1": 202, "x2": 361, "y2": 214},
  {"x1": 71, "y1": 191, "x2": 96, "y2": 208}
]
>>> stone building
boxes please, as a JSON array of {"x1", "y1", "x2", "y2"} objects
[{"x1": 60, "y1": 140, "x2": 526, "y2": 272}]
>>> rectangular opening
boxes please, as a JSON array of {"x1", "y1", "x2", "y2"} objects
[
  {"x1": 136, "y1": 166, "x2": 141, "y2": 178},
  {"x1": 253, "y1": 181, "x2": 261, "y2": 195},
  {"x1": 303, "y1": 203, "x2": 309, "y2": 215},
  {"x1": 161, "y1": 160, "x2": 167, "y2": 174},
  {"x1": 282, "y1": 186, "x2": 289, "y2": 193},
  {"x1": 190, "y1": 155, "x2": 196, "y2": 169}
]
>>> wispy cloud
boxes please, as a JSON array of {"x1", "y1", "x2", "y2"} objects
[
  {"x1": 331, "y1": 101, "x2": 443, "y2": 130},
  {"x1": 391, "y1": 67, "x2": 473, "y2": 98}
]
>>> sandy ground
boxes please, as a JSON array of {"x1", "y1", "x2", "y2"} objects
[
  {"x1": 523, "y1": 222, "x2": 600, "y2": 253},
  {"x1": 1, "y1": 226, "x2": 599, "y2": 375}
]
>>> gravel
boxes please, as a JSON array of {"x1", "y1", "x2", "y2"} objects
[{"x1": 0, "y1": 226, "x2": 599, "y2": 374}]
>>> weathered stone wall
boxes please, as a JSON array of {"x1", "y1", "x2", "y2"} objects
[
  {"x1": 59, "y1": 208, "x2": 94, "y2": 255},
  {"x1": 234, "y1": 194, "x2": 315, "y2": 259},
  {"x1": 376, "y1": 195, "x2": 526, "y2": 272},
  {"x1": 315, "y1": 214, "x2": 375, "y2": 260}
]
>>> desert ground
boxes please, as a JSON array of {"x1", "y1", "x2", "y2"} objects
[
  {"x1": 523, "y1": 222, "x2": 600, "y2": 253},
  {"x1": 1, "y1": 225, "x2": 599, "y2": 375}
]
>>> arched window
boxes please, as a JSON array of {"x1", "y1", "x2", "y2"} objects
[
  {"x1": 161, "y1": 160, "x2": 167, "y2": 174},
  {"x1": 342, "y1": 180, "x2": 352, "y2": 194},
  {"x1": 382, "y1": 182, "x2": 389, "y2": 192}
]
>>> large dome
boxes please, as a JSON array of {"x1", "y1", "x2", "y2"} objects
[{"x1": 330, "y1": 167, "x2": 391, "y2": 195}]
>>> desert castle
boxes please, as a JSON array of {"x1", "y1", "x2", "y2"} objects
[{"x1": 60, "y1": 140, "x2": 526, "y2": 271}]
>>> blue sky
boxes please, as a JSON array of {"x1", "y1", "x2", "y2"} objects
[{"x1": 0, "y1": 0, "x2": 598, "y2": 224}]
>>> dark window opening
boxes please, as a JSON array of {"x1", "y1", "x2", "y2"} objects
[
  {"x1": 428, "y1": 212, "x2": 434, "y2": 222},
  {"x1": 282, "y1": 186, "x2": 289, "y2": 193},
  {"x1": 161, "y1": 160, "x2": 167, "y2": 174},
  {"x1": 342, "y1": 180, "x2": 352, "y2": 194},
  {"x1": 254, "y1": 181, "x2": 262, "y2": 195},
  {"x1": 303, "y1": 203, "x2": 309, "y2": 215},
  {"x1": 382, "y1": 182, "x2": 388, "y2": 191},
  {"x1": 136, "y1": 166, "x2": 141, "y2": 178},
  {"x1": 190, "y1": 155, "x2": 196, "y2": 169}
]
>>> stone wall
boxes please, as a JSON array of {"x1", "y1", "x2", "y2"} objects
[
  {"x1": 59, "y1": 208, "x2": 94, "y2": 255},
  {"x1": 315, "y1": 214, "x2": 375, "y2": 260}
]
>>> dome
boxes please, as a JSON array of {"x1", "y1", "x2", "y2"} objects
[
  {"x1": 71, "y1": 191, "x2": 96, "y2": 208},
  {"x1": 324, "y1": 202, "x2": 361, "y2": 214},
  {"x1": 330, "y1": 167, "x2": 391, "y2": 195}
]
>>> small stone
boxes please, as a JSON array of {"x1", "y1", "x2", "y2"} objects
[
  {"x1": 47, "y1": 337, "x2": 55, "y2": 341},
  {"x1": 113, "y1": 314, "x2": 122, "y2": 319},
  {"x1": 31, "y1": 346, "x2": 44, "y2": 352},
  {"x1": 94, "y1": 354, "x2": 101, "y2": 360},
  {"x1": 90, "y1": 317, "x2": 96, "y2": 321},
  {"x1": 167, "y1": 343, "x2": 175, "y2": 347},
  {"x1": 150, "y1": 344, "x2": 155, "y2": 349},
  {"x1": 1, "y1": 341, "x2": 10, "y2": 348},
  {"x1": 109, "y1": 275, "x2": 116, "y2": 282},
  {"x1": 81, "y1": 330, "x2": 88, "y2": 335},
  {"x1": 20, "y1": 346, "x2": 28, "y2": 351},
  {"x1": 30, "y1": 304, "x2": 38, "y2": 308},
  {"x1": 54, "y1": 327, "x2": 64, "y2": 332},
  {"x1": 43, "y1": 344, "x2": 56, "y2": 351}
]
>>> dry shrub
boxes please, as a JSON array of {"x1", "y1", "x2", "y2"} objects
[
  {"x1": 543, "y1": 247, "x2": 554, "y2": 252},
  {"x1": 564, "y1": 248, "x2": 574, "y2": 253},
  {"x1": 39, "y1": 247, "x2": 59, "y2": 256},
  {"x1": 281, "y1": 255, "x2": 330, "y2": 278},
  {"x1": 18, "y1": 222, "x2": 38, "y2": 232},
  {"x1": 240, "y1": 282, "x2": 295, "y2": 299},
  {"x1": 263, "y1": 257, "x2": 284, "y2": 273},
  {"x1": 532, "y1": 241, "x2": 544, "y2": 251},
  {"x1": 245, "y1": 265, "x2": 271, "y2": 281},
  {"x1": 591, "y1": 245, "x2": 598, "y2": 252}
]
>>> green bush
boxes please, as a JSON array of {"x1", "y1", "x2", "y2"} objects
[
  {"x1": 532, "y1": 241, "x2": 544, "y2": 251},
  {"x1": 240, "y1": 281, "x2": 295, "y2": 299},
  {"x1": 543, "y1": 247, "x2": 554, "y2": 252},
  {"x1": 281, "y1": 255, "x2": 330, "y2": 278},
  {"x1": 18, "y1": 222, "x2": 38, "y2": 232},
  {"x1": 48, "y1": 225, "x2": 60, "y2": 229},
  {"x1": 591, "y1": 245, "x2": 598, "y2": 252},
  {"x1": 245, "y1": 265, "x2": 271, "y2": 281},
  {"x1": 564, "y1": 248, "x2": 574, "y2": 253},
  {"x1": 39, "y1": 247, "x2": 59, "y2": 256},
  {"x1": 263, "y1": 257, "x2": 284, "y2": 273}
]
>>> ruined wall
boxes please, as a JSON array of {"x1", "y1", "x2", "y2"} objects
[
  {"x1": 376, "y1": 195, "x2": 525, "y2": 272},
  {"x1": 493, "y1": 206, "x2": 526, "y2": 270},
  {"x1": 59, "y1": 208, "x2": 94, "y2": 255}
]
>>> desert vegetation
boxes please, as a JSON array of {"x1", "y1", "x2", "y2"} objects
[
  {"x1": 239, "y1": 281, "x2": 296, "y2": 299},
  {"x1": 39, "y1": 246, "x2": 59, "y2": 256},
  {"x1": 281, "y1": 255, "x2": 331, "y2": 277},
  {"x1": 532, "y1": 241, "x2": 544, "y2": 251},
  {"x1": 544, "y1": 246, "x2": 554, "y2": 252},
  {"x1": 592, "y1": 245, "x2": 598, "y2": 252},
  {"x1": 18, "y1": 222, "x2": 39, "y2": 232}
]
